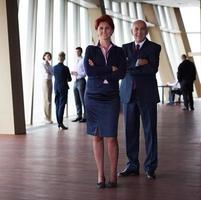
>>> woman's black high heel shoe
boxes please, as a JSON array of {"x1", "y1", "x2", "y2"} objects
[
  {"x1": 106, "y1": 181, "x2": 117, "y2": 188},
  {"x1": 58, "y1": 124, "x2": 68, "y2": 130},
  {"x1": 96, "y1": 177, "x2": 105, "y2": 189}
]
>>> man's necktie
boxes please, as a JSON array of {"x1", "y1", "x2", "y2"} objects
[{"x1": 135, "y1": 44, "x2": 140, "y2": 53}]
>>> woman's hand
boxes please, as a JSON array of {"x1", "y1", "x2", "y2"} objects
[{"x1": 88, "y1": 59, "x2": 94, "y2": 66}]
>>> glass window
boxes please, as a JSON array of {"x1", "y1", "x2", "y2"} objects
[
  {"x1": 32, "y1": 0, "x2": 47, "y2": 124},
  {"x1": 18, "y1": 0, "x2": 30, "y2": 123},
  {"x1": 18, "y1": 0, "x2": 29, "y2": 64},
  {"x1": 67, "y1": 2, "x2": 78, "y2": 117},
  {"x1": 80, "y1": 7, "x2": 90, "y2": 51},
  {"x1": 52, "y1": 0, "x2": 62, "y2": 64},
  {"x1": 156, "y1": 6, "x2": 179, "y2": 78},
  {"x1": 18, "y1": 0, "x2": 94, "y2": 125},
  {"x1": 180, "y1": 7, "x2": 201, "y2": 79}
]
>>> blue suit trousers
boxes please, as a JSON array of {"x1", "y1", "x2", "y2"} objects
[
  {"x1": 123, "y1": 92, "x2": 158, "y2": 173},
  {"x1": 55, "y1": 90, "x2": 68, "y2": 125}
]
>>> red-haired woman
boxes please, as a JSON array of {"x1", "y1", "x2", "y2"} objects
[{"x1": 84, "y1": 15, "x2": 127, "y2": 188}]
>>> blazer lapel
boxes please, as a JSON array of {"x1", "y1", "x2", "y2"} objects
[{"x1": 139, "y1": 38, "x2": 149, "y2": 51}]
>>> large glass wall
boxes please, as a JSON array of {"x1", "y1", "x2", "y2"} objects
[
  {"x1": 18, "y1": 0, "x2": 90, "y2": 125},
  {"x1": 104, "y1": 0, "x2": 162, "y2": 85},
  {"x1": 180, "y1": 7, "x2": 201, "y2": 80},
  {"x1": 105, "y1": 0, "x2": 200, "y2": 98},
  {"x1": 155, "y1": 5, "x2": 181, "y2": 79},
  {"x1": 33, "y1": 0, "x2": 47, "y2": 124},
  {"x1": 18, "y1": 0, "x2": 200, "y2": 126}
]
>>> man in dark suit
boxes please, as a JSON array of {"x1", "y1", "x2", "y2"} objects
[
  {"x1": 53, "y1": 51, "x2": 72, "y2": 130},
  {"x1": 119, "y1": 20, "x2": 161, "y2": 179},
  {"x1": 177, "y1": 54, "x2": 196, "y2": 111}
]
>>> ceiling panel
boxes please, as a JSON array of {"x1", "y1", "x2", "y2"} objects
[
  {"x1": 73, "y1": 0, "x2": 200, "y2": 8},
  {"x1": 112, "y1": 0, "x2": 200, "y2": 7}
]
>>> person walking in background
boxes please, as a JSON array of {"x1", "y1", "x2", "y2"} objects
[
  {"x1": 84, "y1": 15, "x2": 127, "y2": 188},
  {"x1": 42, "y1": 52, "x2": 53, "y2": 124},
  {"x1": 119, "y1": 20, "x2": 161, "y2": 179},
  {"x1": 177, "y1": 54, "x2": 196, "y2": 111},
  {"x1": 71, "y1": 47, "x2": 86, "y2": 123},
  {"x1": 53, "y1": 51, "x2": 72, "y2": 130}
]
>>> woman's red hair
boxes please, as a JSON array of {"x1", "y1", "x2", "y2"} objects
[{"x1": 95, "y1": 15, "x2": 114, "y2": 30}]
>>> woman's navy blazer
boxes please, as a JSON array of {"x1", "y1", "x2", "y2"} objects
[{"x1": 84, "y1": 44, "x2": 127, "y2": 99}]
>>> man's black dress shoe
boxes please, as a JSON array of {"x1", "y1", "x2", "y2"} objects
[
  {"x1": 118, "y1": 168, "x2": 139, "y2": 177},
  {"x1": 145, "y1": 171, "x2": 156, "y2": 179},
  {"x1": 58, "y1": 124, "x2": 68, "y2": 130},
  {"x1": 79, "y1": 118, "x2": 86, "y2": 123},
  {"x1": 71, "y1": 117, "x2": 82, "y2": 122}
]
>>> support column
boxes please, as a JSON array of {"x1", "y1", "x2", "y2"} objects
[
  {"x1": 88, "y1": 8, "x2": 102, "y2": 44},
  {"x1": 0, "y1": 0, "x2": 26, "y2": 134},
  {"x1": 88, "y1": 0, "x2": 105, "y2": 44}
]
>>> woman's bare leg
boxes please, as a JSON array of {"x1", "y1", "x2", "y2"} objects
[
  {"x1": 92, "y1": 136, "x2": 105, "y2": 182},
  {"x1": 107, "y1": 137, "x2": 119, "y2": 183}
]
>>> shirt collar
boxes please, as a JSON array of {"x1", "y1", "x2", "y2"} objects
[
  {"x1": 96, "y1": 41, "x2": 115, "y2": 48},
  {"x1": 77, "y1": 56, "x2": 83, "y2": 60},
  {"x1": 135, "y1": 38, "x2": 146, "y2": 48}
]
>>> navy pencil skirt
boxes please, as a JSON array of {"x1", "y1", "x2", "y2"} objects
[{"x1": 84, "y1": 94, "x2": 120, "y2": 137}]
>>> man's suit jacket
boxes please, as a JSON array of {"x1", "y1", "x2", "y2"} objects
[
  {"x1": 177, "y1": 60, "x2": 196, "y2": 91},
  {"x1": 53, "y1": 63, "x2": 72, "y2": 92},
  {"x1": 120, "y1": 39, "x2": 161, "y2": 104}
]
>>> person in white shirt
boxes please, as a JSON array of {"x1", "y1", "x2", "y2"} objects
[
  {"x1": 167, "y1": 81, "x2": 181, "y2": 105},
  {"x1": 42, "y1": 52, "x2": 53, "y2": 123},
  {"x1": 71, "y1": 47, "x2": 86, "y2": 123}
]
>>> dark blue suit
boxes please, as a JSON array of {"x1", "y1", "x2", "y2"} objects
[
  {"x1": 53, "y1": 63, "x2": 72, "y2": 126},
  {"x1": 177, "y1": 59, "x2": 196, "y2": 110},
  {"x1": 120, "y1": 39, "x2": 161, "y2": 173}
]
